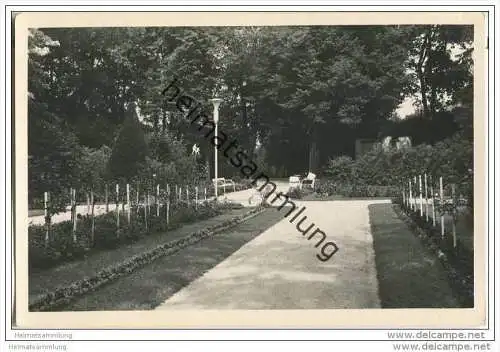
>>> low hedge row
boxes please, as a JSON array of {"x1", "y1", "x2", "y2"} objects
[
  {"x1": 29, "y1": 205, "x2": 265, "y2": 312},
  {"x1": 29, "y1": 200, "x2": 242, "y2": 270},
  {"x1": 315, "y1": 180, "x2": 399, "y2": 198}
]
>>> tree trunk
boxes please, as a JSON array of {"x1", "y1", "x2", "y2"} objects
[
  {"x1": 417, "y1": 29, "x2": 433, "y2": 119},
  {"x1": 426, "y1": 35, "x2": 437, "y2": 118},
  {"x1": 418, "y1": 69, "x2": 429, "y2": 117},
  {"x1": 308, "y1": 141, "x2": 318, "y2": 173},
  {"x1": 308, "y1": 125, "x2": 319, "y2": 173}
]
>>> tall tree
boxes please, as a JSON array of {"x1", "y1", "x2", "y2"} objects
[{"x1": 407, "y1": 25, "x2": 473, "y2": 118}]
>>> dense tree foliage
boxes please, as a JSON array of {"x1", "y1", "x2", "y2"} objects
[
  {"x1": 406, "y1": 25, "x2": 473, "y2": 117},
  {"x1": 28, "y1": 25, "x2": 473, "y2": 203}
]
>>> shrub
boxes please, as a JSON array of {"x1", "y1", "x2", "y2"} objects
[
  {"x1": 323, "y1": 156, "x2": 355, "y2": 183},
  {"x1": 320, "y1": 131, "x2": 472, "y2": 204}
]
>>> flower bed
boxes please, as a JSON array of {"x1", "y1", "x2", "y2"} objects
[
  {"x1": 29, "y1": 200, "x2": 244, "y2": 270},
  {"x1": 29, "y1": 205, "x2": 265, "y2": 312}
]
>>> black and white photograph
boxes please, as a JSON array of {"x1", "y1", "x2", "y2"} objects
[{"x1": 11, "y1": 10, "x2": 489, "y2": 332}]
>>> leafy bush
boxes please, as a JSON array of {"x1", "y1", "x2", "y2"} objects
[
  {"x1": 321, "y1": 131, "x2": 473, "y2": 205},
  {"x1": 324, "y1": 156, "x2": 355, "y2": 183}
]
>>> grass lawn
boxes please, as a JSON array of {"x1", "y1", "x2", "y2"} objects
[
  {"x1": 56, "y1": 208, "x2": 285, "y2": 311},
  {"x1": 29, "y1": 207, "x2": 250, "y2": 305},
  {"x1": 368, "y1": 203, "x2": 461, "y2": 308}
]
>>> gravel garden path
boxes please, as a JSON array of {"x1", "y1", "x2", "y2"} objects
[{"x1": 156, "y1": 199, "x2": 390, "y2": 309}]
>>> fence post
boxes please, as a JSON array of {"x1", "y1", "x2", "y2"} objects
[
  {"x1": 204, "y1": 187, "x2": 207, "y2": 201},
  {"x1": 451, "y1": 184, "x2": 457, "y2": 249},
  {"x1": 70, "y1": 189, "x2": 76, "y2": 243},
  {"x1": 166, "y1": 198, "x2": 170, "y2": 228},
  {"x1": 136, "y1": 182, "x2": 140, "y2": 214},
  {"x1": 404, "y1": 182, "x2": 408, "y2": 208},
  {"x1": 156, "y1": 184, "x2": 160, "y2": 217},
  {"x1": 44, "y1": 191, "x2": 50, "y2": 246},
  {"x1": 418, "y1": 175, "x2": 423, "y2": 217},
  {"x1": 70, "y1": 188, "x2": 74, "y2": 224},
  {"x1": 86, "y1": 192, "x2": 91, "y2": 215},
  {"x1": 424, "y1": 173, "x2": 429, "y2": 222},
  {"x1": 166, "y1": 184, "x2": 170, "y2": 205},
  {"x1": 186, "y1": 186, "x2": 190, "y2": 207},
  {"x1": 68, "y1": 187, "x2": 72, "y2": 209},
  {"x1": 430, "y1": 175, "x2": 436, "y2": 227},
  {"x1": 72, "y1": 188, "x2": 77, "y2": 239},
  {"x1": 105, "y1": 184, "x2": 109, "y2": 212},
  {"x1": 126, "y1": 183, "x2": 131, "y2": 224},
  {"x1": 147, "y1": 189, "x2": 151, "y2": 216},
  {"x1": 412, "y1": 177, "x2": 416, "y2": 211},
  {"x1": 116, "y1": 184, "x2": 120, "y2": 236},
  {"x1": 195, "y1": 186, "x2": 199, "y2": 210},
  {"x1": 144, "y1": 194, "x2": 148, "y2": 232},
  {"x1": 440, "y1": 177, "x2": 445, "y2": 239},
  {"x1": 90, "y1": 189, "x2": 95, "y2": 246},
  {"x1": 408, "y1": 179, "x2": 413, "y2": 212}
]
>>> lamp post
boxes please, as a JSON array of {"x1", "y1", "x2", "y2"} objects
[{"x1": 210, "y1": 98, "x2": 222, "y2": 201}]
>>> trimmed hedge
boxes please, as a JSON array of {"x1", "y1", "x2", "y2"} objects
[{"x1": 29, "y1": 200, "x2": 242, "y2": 270}]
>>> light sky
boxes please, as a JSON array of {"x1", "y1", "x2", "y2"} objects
[
  {"x1": 393, "y1": 43, "x2": 468, "y2": 119},
  {"x1": 395, "y1": 96, "x2": 418, "y2": 118}
]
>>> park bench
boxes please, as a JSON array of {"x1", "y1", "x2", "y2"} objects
[
  {"x1": 288, "y1": 175, "x2": 301, "y2": 190},
  {"x1": 212, "y1": 177, "x2": 236, "y2": 193},
  {"x1": 300, "y1": 172, "x2": 317, "y2": 190}
]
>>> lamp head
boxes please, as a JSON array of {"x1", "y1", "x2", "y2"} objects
[
  {"x1": 209, "y1": 98, "x2": 222, "y2": 123},
  {"x1": 210, "y1": 98, "x2": 222, "y2": 109}
]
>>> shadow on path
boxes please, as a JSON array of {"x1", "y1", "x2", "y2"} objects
[{"x1": 57, "y1": 209, "x2": 284, "y2": 311}]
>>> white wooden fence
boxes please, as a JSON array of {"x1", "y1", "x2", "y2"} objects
[
  {"x1": 35, "y1": 180, "x2": 249, "y2": 246},
  {"x1": 402, "y1": 174, "x2": 466, "y2": 250}
]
